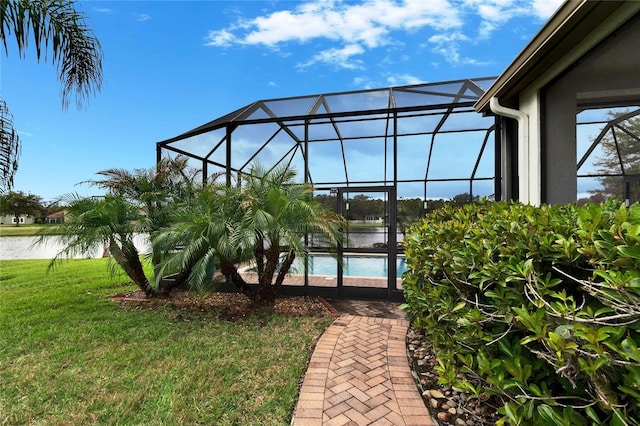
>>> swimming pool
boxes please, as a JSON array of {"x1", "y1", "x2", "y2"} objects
[{"x1": 294, "y1": 254, "x2": 407, "y2": 278}]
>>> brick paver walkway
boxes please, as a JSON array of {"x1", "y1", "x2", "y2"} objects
[{"x1": 291, "y1": 313, "x2": 435, "y2": 425}]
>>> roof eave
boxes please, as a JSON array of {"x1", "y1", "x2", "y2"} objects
[{"x1": 474, "y1": 0, "x2": 631, "y2": 113}]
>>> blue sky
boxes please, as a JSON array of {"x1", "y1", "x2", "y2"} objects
[{"x1": 2, "y1": 0, "x2": 563, "y2": 203}]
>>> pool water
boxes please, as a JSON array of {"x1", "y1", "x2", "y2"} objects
[{"x1": 294, "y1": 254, "x2": 407, "y2": 278}]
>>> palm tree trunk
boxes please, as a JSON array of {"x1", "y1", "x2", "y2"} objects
[
  {"x1": 274, "y1": 251, "x2": 296, "y2": 289},
  {"x1": 255, "y1": 285, "x2": 279, "y2": 307},
  {"x1": 255, "y1": 234, "x2": 265, "y2": 277},
  {"x1": 219, "y1": 258, "x2": 255, "y2": 302},
  {"x1": 109, "y1": 238, "x2": 154, "y2": 297},
  {"x1": 253, "y1": 245, "x2": 285, "y2": 307},
  {"x1": 257, "y1": 245, "x2": 279, "y2": 289},
  {"x1": 253, "y1": 251, "x2": 296, "y2": 307}
]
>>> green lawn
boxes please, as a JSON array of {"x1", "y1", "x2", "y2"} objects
[
  {"x1": 0, "y1": 224, "x2": 46, "y2": 237},
  {"x1": 0, "y1": 259, "x2": 332, "y2": 425}
]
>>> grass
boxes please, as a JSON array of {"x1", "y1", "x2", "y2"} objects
[
  {"x1": 0, "y1": 258, "x2": 332, "y2": 425},
  {"x1": 347, "y1": 222, "x2": 386, "y2": 229},
  {"x1": 0, "y1": 224, "x2": 48, "y2": 237}
]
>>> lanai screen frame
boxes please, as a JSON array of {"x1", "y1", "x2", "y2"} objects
[
  {"x1": 156, "y1": 77, "x2": 499, "y2": 202},
  {"x1": 156, "y1": 77, "x2": 498, "y2": 300},
  {"x1": 577, "y1": 106, "x2": 640, "y2": 204}
]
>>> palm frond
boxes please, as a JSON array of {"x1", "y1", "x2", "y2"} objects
[
  {"x1": 1, "y1": 0, "x2": 103, "y2": 109},
  {"x1": 186, "y1": 249, "x2": 218, "y2": 292},
  {"x1": 0, "y1": 99, "x2": 20, "y2": 192}
]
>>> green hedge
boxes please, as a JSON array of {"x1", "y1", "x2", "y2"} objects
[{"x1": 402, "y1": 200, "x2": 640, "y2": 425}]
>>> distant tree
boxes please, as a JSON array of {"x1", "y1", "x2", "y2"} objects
[
  {"x1": 346, "y1": 194, "x2": 385, "y2": 221},
  {"x1": 313, "y1": 194, "x2": 338, "y2": 213},
  {"x1": 425, "y1": 198, "x2": 447, "y2": 212},
  {"x1": 40, "y1": 201, "x2": 65, "y2": 222},
  {"x1": 589, "y1": 112, "x2": 640, "y2": 202},
  {"x1": 0, "y1": 190, "x2": 43, "y2": 226},
  {"x1": 397, "y1": 197, "x2": 424, "y2": 235},
  {"x1": 0, "y1": 0, "x2": 103, "y2": 192},
  {"x1": 450, "y1": 192, "x2": 480, "y2": 206},
  {"x1": 576, "y1": 192, "x2": 607, "y2": 207}
]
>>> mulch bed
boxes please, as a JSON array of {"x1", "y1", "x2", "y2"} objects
[{"x1": 111, "y1": 290, "x2": 339, "y2": 320}]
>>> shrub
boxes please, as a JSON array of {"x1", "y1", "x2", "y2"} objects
[{"x1": 402, "y1": 200, "x2": 640, "y2": 425}]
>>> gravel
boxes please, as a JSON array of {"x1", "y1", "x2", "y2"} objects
[{"x1": 406, "y1": 326, "x2": 502, "y2": 426}]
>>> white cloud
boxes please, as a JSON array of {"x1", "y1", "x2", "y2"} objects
[
  {"x1": 205, "y1": 0, "x2": 461, "y2": 68},
  {"x1": 461, "y1": 1, "x2": 529, "y2": 39},
  {"x1": 352, "y1": 72, "x2": 424, "y2": 89},
  {"x1": 352, "y1": 76, "x2": 375, "y2": 88},
  {"x1": 477, "y1": 3, "x2": 505, "y2": 22},
  {"x1": 93, "y1": 7, "x2": 112, "y2": 14},
  {"x1": 204, "y1": 0, "x2": 565, "y2": 68},
  {"x1": 233, "y1": 0, "x2": 460, "y2": 48},
  {"x1": 386, "y1": 73, "x2": 425, "y2": 86},
  {"x1": 205, "y1": 29, "x2": 237, "y2": 47},
  {"x1": 428, "y1": 0, "x2": 563, "y2": 62},
  {"x1": 137, "y1": 14, "x2": 151, "y2": 22},
  {"x1": 531, "y1": 0, "x2": 564, "y2": 19},
  {"x1": 428, "y1": 32, "x2": 489, "y2": 66},
  {"x1": 477, "y1": 21, "x2": 496, "y2": 40},
  {"x1": 297, "y1": 44, "x2": 366, "y2": 70}
]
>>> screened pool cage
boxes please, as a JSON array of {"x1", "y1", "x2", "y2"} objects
[
  {"x1": 577, "y1": 106, "x2": 640, "y2": 206},
  {"x1": 156, "y1": 77, "x2": 499, "y2": 301}
]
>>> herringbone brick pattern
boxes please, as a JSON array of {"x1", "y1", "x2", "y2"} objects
[{"x1": 292, "y1": 314, "x2": 435, "y2": 426}]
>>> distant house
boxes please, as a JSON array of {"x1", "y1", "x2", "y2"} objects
[
  {"x1": 364, "y1": 216, "x2": 383, "y2": 224},
  {"x1": 45, "y1": 210, "x2": 66, "y2": 224},
  {"x1": 0, "y1": 214, "x2": 35, "y2": 225}
]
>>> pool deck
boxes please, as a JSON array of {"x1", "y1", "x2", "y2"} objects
[{"x1": 240, "y1": 272, "x2": 404, "y2": 290}]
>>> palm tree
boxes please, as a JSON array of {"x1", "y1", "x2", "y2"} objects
[
  {"x1": 0, "y1": 0, "x2": 103, "y2": 192},
  {"x1": 154, "y1": 164, "x2": 345, "y2": 307},
  {"x1": 38, "y1": 194, "x2": 154, "y2": 296},
  {"x1": 38, "y1": 158, "x2": 200, "y2": 297},
  {"x1": 88, "y1": 156, "x2": 202, "y2": 288},
  {"x1": 88, "y1": 156, "x2": 199, "y2": 233},
  {"x1": 152, "y1": 183, "x2": 243, "y2": 292}
]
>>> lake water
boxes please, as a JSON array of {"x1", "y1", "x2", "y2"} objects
[
  {"x1": 310, "y1": 227, "x2": 404, "y2": 248},
  {"x1": 0, "y1": 227, "x2": 401, "y2": 260},
  {"x1": 0, "y1": 235, "x2": 151, "y2": 260},
  {"x1": 346, "y1": 228, "x2": 404, "y2": 247}
]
